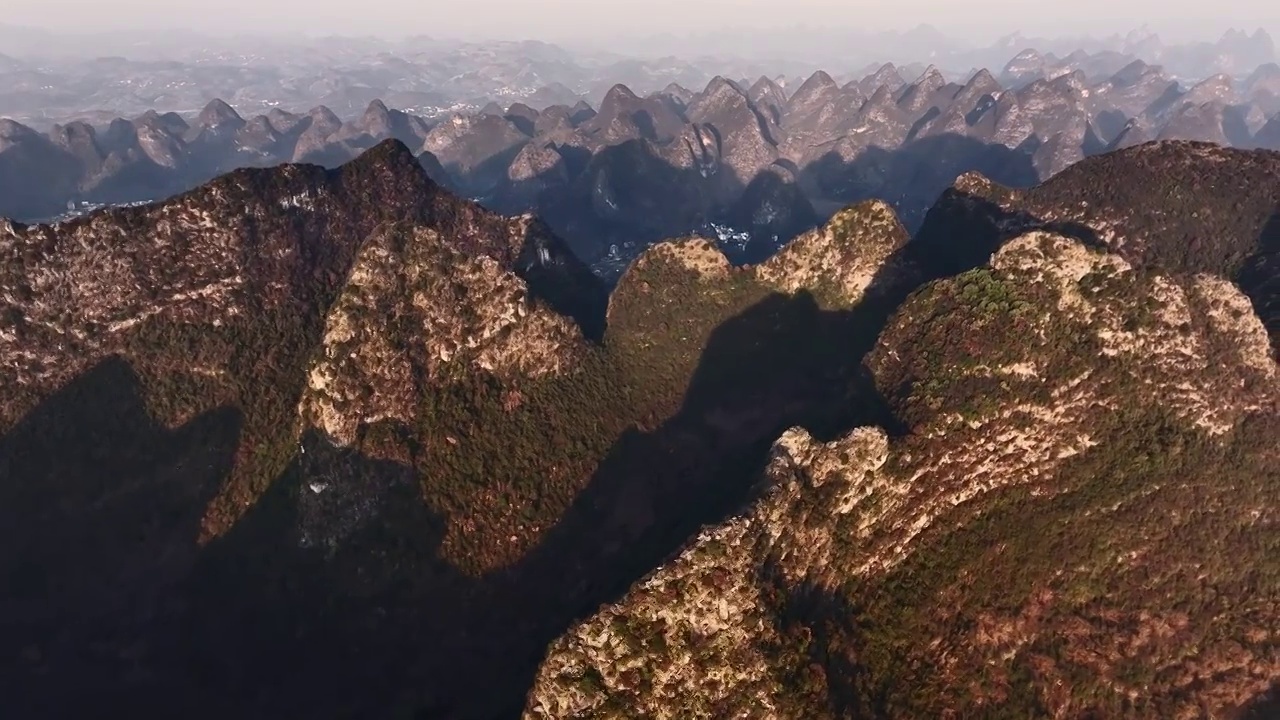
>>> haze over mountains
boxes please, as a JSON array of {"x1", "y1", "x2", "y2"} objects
[
  {"x1": 5, "y1": 36, "x2": 1280, "y2": 277},
  {"x1": 3, "y1": 135, "x2": 1277, "y2": 719},
  {"x1": 2, "y1": 23, "x2": 1277, "y2": 126}
]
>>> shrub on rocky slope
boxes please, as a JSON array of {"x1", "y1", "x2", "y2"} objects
[{"x1": 525, "y1": 232, "x2": 1278, "y2": 719}]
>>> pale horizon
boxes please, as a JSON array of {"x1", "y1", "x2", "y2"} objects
[{"x1": 2, "y1": 0, "x2": 1279, "y2": 46}]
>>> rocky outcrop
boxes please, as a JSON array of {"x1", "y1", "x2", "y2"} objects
[
  {"x1": 754, "y1": 199, "x2": 909, "y2": 306},
  {"x1": 1, "y1": 139, "x2": 605, "y2": 538},
  {"x1": 914, "y1": 141, "x2": 1280, "y2": 352},
  {"x1": 527, "y1": 226, "x2": 1278, "y2": 718},
  {"x1": 299, "y1": 225, "x2": 586, "y2": 446}
]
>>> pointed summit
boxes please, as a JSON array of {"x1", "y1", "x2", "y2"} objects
[
  {"x1": 749, "y1": 75, "x2": 785, "y2": 99},
  {"x1": 359, "y1": 99, "x2": 395, "y2": 135},
  {"x1": 340, "y1": 138, "x2": 426, "y2": 180},
  {"x1": 1111, "y1": 59, "x2": 1154, "y2": 87},
  {"x1": 661, "y1": 82, "x2": 695, "y2": 104},
  {"x1": 791, "y1": 70, "x2": 838, "y2": 102},
  {"x1": 570, "y1": 100, "x2": 597, "y2": 125},
  {"x1": 913, "y1": 65, "x2": 946, "y2": 91},
  {"x1": 959, "y1": 68, "x2": 1000, "y2": 98},
  {"x1": 196, "y1": 99, "x2": 243, "y2": 129},
  {"x1": 703, "y1": 75, "x2": 744, "y2": 97},
  {"x1": 601, "y1": 83, "x2": 640, "y2": 108},
  {"x1": 865, "y1": 63, "x2": 905, "y2": 92},
  {"x1": 897, "y1": 66, "x2": 947, "y2": 114},
  {"x1": 865, "y1": 83, "x2": 897, "y2": 107}
]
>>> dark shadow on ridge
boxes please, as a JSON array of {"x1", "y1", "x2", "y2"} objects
[
  {"x1": 1236, "y1": 210, "x2": 1280, "y2": 353},
  {"x1": 0, "y1": 356, "x2": 242, "y2": 720},
  {"x1": 0, "y1": 234, "x2": 938, "y2": 719}
]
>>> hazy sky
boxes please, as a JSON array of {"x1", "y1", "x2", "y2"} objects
[{"x1": 5, "y1": 0, "x2": 1279, "y2": 43}]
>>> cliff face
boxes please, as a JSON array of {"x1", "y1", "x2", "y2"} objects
[
  {"x1": 526, "y1": 230, "x2": 1278, "y2": 718},
  {"x1": 0, "y1": 139, "x2": 605, "y2": 543},
  {"x1": 3, "y1": 139, "x2": 1278, "y2": 720},
  {"x1": 913, "y1": 140, "x2": 1280, "y2": 353},
  {"x1": 298, "y1": 224, "x2": 588, "y2": 447}
]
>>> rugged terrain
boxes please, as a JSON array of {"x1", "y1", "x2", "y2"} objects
[
  {"x1": 7, "y1": 54, "x2": 1280, "y2": 280},
  {"x1": 527, "y1": 229, "x2": 1278, "y2": 718},
  {"x1": 1, "y1": 139, "x2": 1277, "y2": 719}
]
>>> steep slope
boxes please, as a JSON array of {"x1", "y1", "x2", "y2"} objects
[
  {"x1": 526, "y1": 229, "x2": 1278, "y2": 719},
  {"x1": 685, "y1": 76, "x2": 781, "y2": 199},
  {"x1": 913, "y1": 141, "x2": 1280, "y2": 352},
  {"x1": 0, "y1": 161, "x2": 910, "y2": 719},
  {"x1": 0, "y1": 139, "x2": 604, "y2": 542}
]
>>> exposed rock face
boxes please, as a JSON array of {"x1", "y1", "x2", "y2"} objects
[
  {"x1": 913, "y1": 141, "x2": 1280, "y2": 351},
  {"x1": 1, "y1": 141, "x2": 428, "y2": 430},
  {"x1": 525, "y1": 427, "x2": 893, "y2": 720},
  {"x1": 0, "y1": 139, "x2": 604, "y2": 538},
  {"x1": 5, "y1": 117, "x2": 1280, "y2": 720},
  {"x1": 526, "y1": 229, "x2": 1278, "y2": 719},
  {"x1": 299, "y1": 224, "x2": 585, "y2": 446},
  {"x1": 754, "y1": 199, "x2": 908, "y2": 305}
]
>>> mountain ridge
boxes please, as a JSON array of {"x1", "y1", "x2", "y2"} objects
[{"x1": 2, "y1": 136, "x2": 1277, "y2": 719}]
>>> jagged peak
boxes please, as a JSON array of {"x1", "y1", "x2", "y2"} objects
[
  {"x1": 951, "y1": 170, "x2": 1004, "y2": 196},
  {"x1": 915, "y1": 64, "x2": 944, "y2": 84},
  {"x1": 0, "y1": 118, "x2": 38, "y2": 139},
  {"x1": 1044, "y1": 70, "x2": 1087, "y2": 96},
  {"x1": 871, "y1": 62, "x2": 899, "y2": 76},
  {"x1": 703, "y1": 75, "x2": 745, "y2": 97},
  {"x1": 863, "y1": 83, "x2": 897, "y2": 107},
  {"x1": 196, "y1": 98, "x2": 243, "y2": 128},
  {"x1": 660, "y1": 82, "x2": 692, "y2": 98},
  {"x1": 299, "y1": 222, "x2": 587, "y2": 447},
  {"x1": 309, "y1": 105, "x2": 340, "y2": 122},
  {"x1": 958, "y1": 68, "x2": 1001, "y2": 98},
  {"x1": 750, "y1": 75, "x2": 782, "y2": 92},
  {"x1": 967, "y1": 67, "x2": 998, "y2": 85},
  {"x1": 755, "y1": 199, "x2": 909, "y2": 306},
  {"x1": 338, "y1": 138, "x2": 424, "y2": 177},
  {"x1": 240, "y1": 115, "x2": 280, "y2": 137},
  {"x1": 506, "y1": 101, "x2": 538, "y2": 119},
  {"x1": 364, "y1": 98, "x2": 392, "y2": 116},
  {"x1": 791, "y1": 70, "x2": 838, "y2": 101},
  {"x1": 602, "y1": 83, "x2": 640, "y2": 105},
  {"x1": 768, "y1": 426, "x2": 889, "y2": 491}
]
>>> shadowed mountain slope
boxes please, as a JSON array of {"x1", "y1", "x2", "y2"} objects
[{"x1": 2, "y1": 139, "x2": 1277, "y2": 720}]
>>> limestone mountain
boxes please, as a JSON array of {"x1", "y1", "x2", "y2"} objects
[
  {"x1": 0, "y1": 142, "x2": 906, "y2": 719},
  {"x1": 0, "y1": 139, "x2": 603, "y2": 538},
  {"x1": 913, "y1": 140, "x2": 1280, "y2": 351},
  {"x1": 3, "y1": 138, "x2": 1279, "y2": 720},
  {"x1": 526, "y1": 228, "x2": 1278, "y2": 719},
  {"x1": 6, "y1": 60, "x2": 1280, "y2": 282}
]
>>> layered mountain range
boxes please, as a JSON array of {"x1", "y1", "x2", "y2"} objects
[
  {"x1": 2, "y1": 24, "x2": 1275, "y2": 128},
  {"x1": 1, "y1": 137, "x2": 1276, "y2": 718},
  {"x1": 6, "y1": 59, "x2": 1280, "y2": 279}
]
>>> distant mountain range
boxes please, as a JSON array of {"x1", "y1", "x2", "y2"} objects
[
  {"x1": 5, "y1": 57, "x2": 1280, "y2": 279},
  {"x1": 1, "y1": 24, "x2": 1277, "y2": 128}
]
